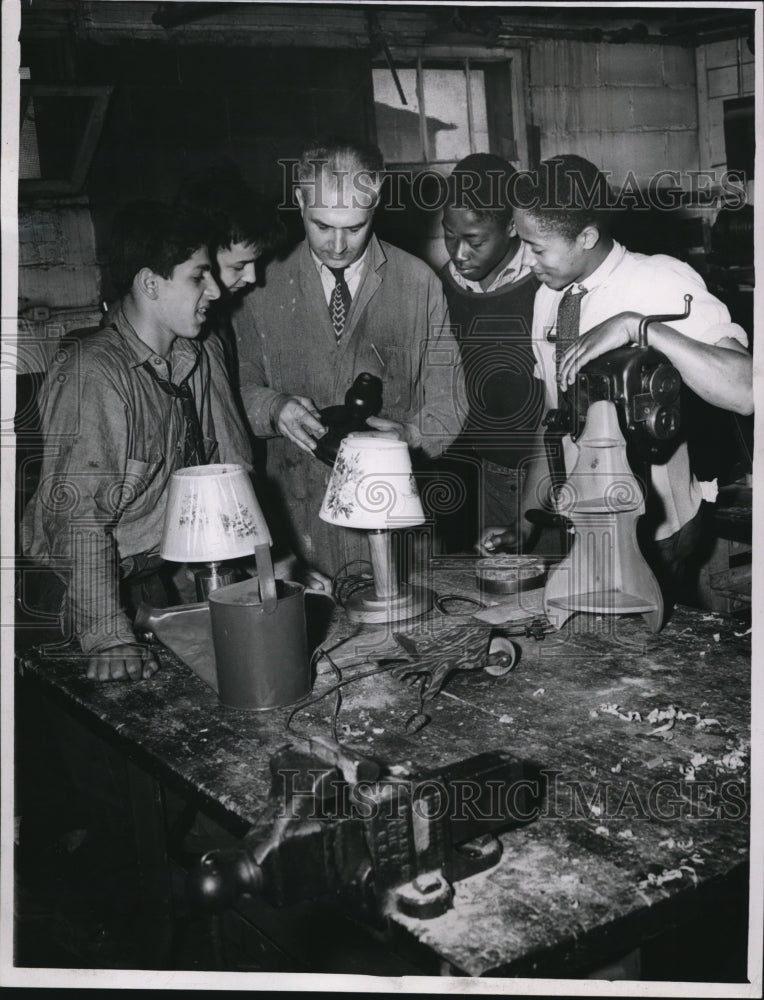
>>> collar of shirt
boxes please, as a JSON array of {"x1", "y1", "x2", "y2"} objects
[
  {"x1": 311, "y1": 244, "x2": 370, "y2": 306},
  {"x1": 109, "y1": 302, "x2": 200, "y2": 383},
  {"x1": 559, "y1": 240, "x2": 626, "y2": 298},
  {"x1": 448, "y1": 242, "x2": 531, "y2": 293}
]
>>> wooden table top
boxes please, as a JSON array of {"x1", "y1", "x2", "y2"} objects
[{"x1": 18, "y1": 560, "x2": 752, "y2": 977}]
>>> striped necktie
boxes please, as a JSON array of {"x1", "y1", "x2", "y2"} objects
[{"x1": 328, "y1": 267, "x2": 351, "y2": 339}]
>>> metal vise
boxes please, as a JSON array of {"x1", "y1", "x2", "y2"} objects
[{"x1": 186, "y1": 739, "x2": 544, "y2": 921}]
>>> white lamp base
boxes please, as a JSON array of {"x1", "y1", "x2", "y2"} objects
[{"x1": 345, "y1": 583, "x2": 434, "y2": 625}]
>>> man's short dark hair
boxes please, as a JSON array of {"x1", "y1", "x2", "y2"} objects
[
  {"x1": 446, "y1": 153, "x2": 517, "y2": 226},
  {"x1": 176, "y1": 160, "x2": 286, "y2": 256},
  {"x1": 108, "y1": 201, "x2": 208, "y2": 297},
  {"x1": 515, "y1": 154, "x2": 612, "y2": 240}
]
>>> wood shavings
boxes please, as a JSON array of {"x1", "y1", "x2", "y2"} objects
[
  {"x1": 718, "y1": 750, "x2": 746, "y2": 770},
  {"x1": 734, "y1": 626, "x2": 752, "y2": 637},
  {"x1": 642, "y1": 704, "x2": 720, "y2": 736},
  {"x1": 533, "y1": 688, "x2": 545, "y2": 697},
  {"x1": 646, "y1": 706, "x2": 677, "y2": 724},
  {"x1": 339, "y1": 724, "x2": 365, "y2": 738},
  {"x1": 676, "y1": 838, "x2": 694, "y2": 851},
  {"x1": 712, "y1": 633, "x2": 720, "y2": 643},
  {"x1": 658, "y1": 838, "x2": 676, "y2": 849},
  {"x1": 590, "y1": 804, "x2": 603, "y2": 818},
  {"x1": 599, "y1": 703, "x2": 642, "y2": 722},
  {"x1": 679, "y1": 865, "x2": 699, "y2": 885},
  {"x1": 598, "y1": 701, "x2": 724, "y2": 741},
  {"x1": 594, "y1": 825, "x2": 609, "y2": 837},
  {"x1": 618, "y1": 829, "x2": 636, "y2": 841},
  {"x1": 610, "y1": 762, "x2": 622, "y2": 774},
  {"x1": 695, "y1": 717, "x2": 720, "y2": 730},
  {"x1": 649, "y1": 718, "x2": 675, "y2": 736},
  {"x1": 680, "y1": 753, "x2": 710, "y2": 782},
  {"x1": 499, "y1": 714, "x2": 513, "y2": 724},
  {"x1": 637, "y1": 868, "x2": 684, "y2": 889},
  {"x1": 388, "y1": 763, "x2": 412, "y2": 776}
]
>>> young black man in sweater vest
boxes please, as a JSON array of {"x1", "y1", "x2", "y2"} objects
[{"x1": 438, "y1": 153, "x2": 544, "y2": 554}]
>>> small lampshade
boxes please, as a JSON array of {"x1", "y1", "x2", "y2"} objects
[
  {"x1": 161, "y1": 464, "x2": 271, "y2": 563},
  {"x1": 319, "y1": 435, "x2": 425, "y2": 530}
]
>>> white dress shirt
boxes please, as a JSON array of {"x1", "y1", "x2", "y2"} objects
[
  {"x1": 311, "y1": 245, "x2": 370, "y2": 305},
  {"x1": 531, "y1": 241, "x2": 748, "y2": 540}
]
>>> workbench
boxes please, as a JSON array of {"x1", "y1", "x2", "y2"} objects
[{"x1": 15, "y1": 560, "x2": 752, "y2": 980}]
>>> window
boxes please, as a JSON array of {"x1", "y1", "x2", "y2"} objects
[
  {"x1": 19, "y1": 84, "x2": 113, "y2": 196},
  {"x1": 372, "y1": 57, "x2": 519, "y2": 169}
]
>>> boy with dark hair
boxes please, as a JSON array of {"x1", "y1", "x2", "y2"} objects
[
  {"x1": 509, "y1": 154, "x2": 753, "y2": 599},
  {"x1": 18, "y1": 201, "x2": 257, "y2": 958},
  {"x1": 176, "y1": 160, "x2": 285, "y2": 299},
  {"x1": 22, "y1": 200, "x2": 252, "y2": 681},
  {"x1": 439, "y1": 153, "x2": 544, "y2": 553}
]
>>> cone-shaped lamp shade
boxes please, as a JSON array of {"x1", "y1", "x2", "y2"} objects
[
  {"x1": 161, "y1": 464, "x2": 271, "y2": 563},
  {"x1": 319, "y1": 435, "x2": 425, "y2": 530}
]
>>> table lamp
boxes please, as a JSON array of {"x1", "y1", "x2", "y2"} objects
[
  {"x1": 319, "y1": 434, "x2": 433, "y2": 624},
  {"x1": 161, "y1": 463, "x2": 277, "y2": 609}
]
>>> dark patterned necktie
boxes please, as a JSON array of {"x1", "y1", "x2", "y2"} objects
[
  {"x1": 553, "y1": 285, "x2": 587, "y2": 404},
  {"x1": 141, "y1": 359, "x2": 206, "y2": 466},
  {"x1": 328, "y1": 267, "x2": 351, "y2": 339}
]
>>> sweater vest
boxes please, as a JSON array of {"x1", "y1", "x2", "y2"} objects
[{"x1": 441, "y1": 265, "x2": 544, "y2": 468}]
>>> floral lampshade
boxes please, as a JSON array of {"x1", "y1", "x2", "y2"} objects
[
  {"x1": 318, "y1": 435, "x2": 425, "y2": 530},
  {"x1": 161, "y1": 464, "x2": 271, "y2": 563},
  {"x1": 318, "y1": 435, "x2": 432, "y2": 624}
]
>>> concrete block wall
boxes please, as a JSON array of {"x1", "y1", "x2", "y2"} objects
[
  {"x1": 528, "y1": 40, "x2": 700, "y2": 189},
  {"x1": 17, "y1": 198, "x2": 103, "y2": 372}
]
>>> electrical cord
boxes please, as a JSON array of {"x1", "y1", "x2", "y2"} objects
[
  {"x1": 331, "y1": 561, "x2": 375, "y2": 608},
  {"x1": 285, "y1": 654, "x2": 411, "y2": 743},
  {"x1": 434, "y1": 594, "x2": 486, "y2": 615}
]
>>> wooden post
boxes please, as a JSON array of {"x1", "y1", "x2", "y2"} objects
[{"x1": 367, "y1": 530, "x2": 398, "y2": 599}]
